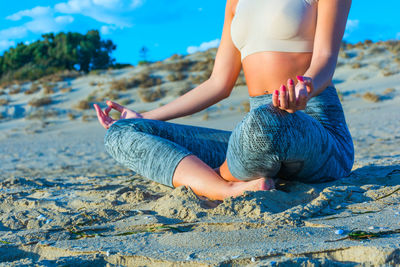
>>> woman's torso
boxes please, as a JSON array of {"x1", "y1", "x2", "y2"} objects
[{"x1": 230, "y1": 0, "x2": 333, "y2": 96}]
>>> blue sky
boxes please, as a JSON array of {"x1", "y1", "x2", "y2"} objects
[{"x1": 1, "y1": 0, "x2": 399, "y2": 65}]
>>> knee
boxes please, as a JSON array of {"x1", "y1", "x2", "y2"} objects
[
  {"x1": 239, "y1": 105, "x2": 289, "y2": 141},
  {"x1": 104, "y1": 119, "x2": 148, "y2": 149}
]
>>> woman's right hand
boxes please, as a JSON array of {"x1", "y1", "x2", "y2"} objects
[{"x1": 93, "y1": 100, "x2": 143, "y2": 129}]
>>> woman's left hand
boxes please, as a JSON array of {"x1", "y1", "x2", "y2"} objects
[{"x1": 272, "y1": 76, "x2": 314, "y2": 113}]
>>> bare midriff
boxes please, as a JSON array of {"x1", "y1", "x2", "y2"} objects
[{"x1": 242, "y1": 51, "x2": 313, "y2": 97}]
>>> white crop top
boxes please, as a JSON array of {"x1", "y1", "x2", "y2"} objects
[{"x1": 231, "y1": 0, "x2": 318, "y2": 61}]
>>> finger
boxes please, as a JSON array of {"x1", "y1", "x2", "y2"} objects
[
  {"x1": 297, "y1": 94, "x2": 307, "y2": 110},
  {"x1": 93, "y1": 104, "x2": 109, "y2": 129},
  {"x1": 297, "y1": 75, "x2": 314, "y2": 95},
  {"x1": 296, "y1": 75, "x2": 305, "y2": 83},
  {"x1": 287, "y1": 79, "x2": 296, "y2": 107},
  {"x1": 104, "y1": 106, "x2": 112, "y2": 116},
  {"x1": 106, "y1": 100, "x2": 125, "y2": 113},
  {"x1": 272, "y1": 89, "x2": 279, "y2": 107},
  {"x1": 279, "y1": 85, "x2": 288, "y2": 109},
  {"x1": 303, "y1": 77, "x2": 313, "y2": 94}
]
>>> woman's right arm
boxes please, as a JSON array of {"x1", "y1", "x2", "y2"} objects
[{"x1": 141, "y1": 0, "x2": 242, "y2": 121}]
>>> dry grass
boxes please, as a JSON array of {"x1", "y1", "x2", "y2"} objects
[
  {"x1": 110, "y1": 79, "x2": 129, "y2": 91},
  {"x1": 24, "y1": 83, "x2": 41, "y2": 95},
  {"x1": 26, "y1": 108, "x2": 58, "y2": 120},
  {"x1": 39, "y1": 70, "x2": 80, "y2": 83},
  {"x1": 189, "y1": 70, "x2": 211, "y2": 85},
  {"x1": 339, "y1": 51, "x2": 350, "y2": 59},
  {"x1": 138, "y1": 74, "x2": 162, "y2": 89},
  {"x1": 241, "y1": 101, "x2": 250, "y2": 113},
  {"x1": 381, "y1": 40, "x2": 400, "y2": 54},
  {"x1": 9, "y1": 87, "x2": 21, "y2": 95},
  {"x1": 166, "y1": 72, "x2": 186, "y2": 82},
  {"x1": 381, "y1": 69, "x2": 396, "y2": 77},
  {"x1": 202, "y1": 112, "x2": 209, "y2": 121},
  {"x1": 336, "y1": 89, "x2": 344, "y2": 102},
  {"x1": 383, "y1": 88, "x2": 395, "y2": 95},
  {"x1": 109, "y1": 77, "x2": 143, "y2": 91},
  {"x1": 67, "y1": 113, "x2": 76, "y2": 120},
  {"x1": 175, "y1": 82, "x2": 193, "y2": 96},
  {"x1": 81, "y1": 114, "x2": 91, "y2": 122},
  {"x1": 354, "y1": 41, "x2": 365, "y2": 49},
  {"x1": 28, "y1": 96, "x2": 52, "y2": 107},
  {"x1": 168, "y1": 54, "x2": 183, "y2": 61},
  {"x1": 60, "y1": 86, "x2": 72, "y2": 93},
  {"x1": 0, "y1": 98, "x2": 9, "y2": 106},
  {"x1": 138, "y1": 86, "x2": 165, "y2": 102},
  {"x1": 163, "y1": 59, "x2": 192, "y2": 72},
  {"x1": 43, "y1": 83, "x2": 55, "y2": 94},
  {"x1": 351, "y1": 63, "x2": 362, "y2": 69},
  {"x1": 356, "y1": 51, "x2": 364, "y2": 61},
  {"x1": 75, "y1": 100, "x2": 91, "y2": 110},
  {"x1": 89, "y1": 81, "x2": 97, "y2": 86},
  {"x1": 369, "y1": 45, "x2": 386, "y2": 55},
  {"x1": 235, "y1": 73, "x2": 246, "y2": 86},
  {"x1": 190, "y1": 58, "x2": 214, "y2": 72},
  {"x1": 119, "y1": 99, "x2": 132, "y2": 106},
  {"x1": 362, "y1": 92, "x2": 381, "y2": 103},
  {"x1": 101, "y1": 90, "x2": 119, "y2": 101}
]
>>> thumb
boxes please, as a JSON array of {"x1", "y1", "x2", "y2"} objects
[
  {"x1": 297, "y1": 76, "x2": 313, "y2": 94},
  {"x1": 106, "y1": 100, "x2": 125, "y2": 113}
]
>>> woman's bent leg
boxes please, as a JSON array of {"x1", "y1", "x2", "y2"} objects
[
  {"x1": 225, "y1": 87, "x2": 354, "y2": 182},
  {"x1": 173, "y1": 155, "x2": 271, "y2": 200},
  {"x1": 104, "y1": 118, "x2": 231, "y2": 187},
  {"x1": 104, "y1": 118, "x2": 272, "y2": 200}
]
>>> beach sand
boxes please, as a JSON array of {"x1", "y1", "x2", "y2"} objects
[{"x1": 0, "y1": 41, "x2": 400, "y2": 266}]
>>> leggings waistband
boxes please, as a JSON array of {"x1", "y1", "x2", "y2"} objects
[{"x1": 248, "y1": 86, "x2": 338, "y2": 110}]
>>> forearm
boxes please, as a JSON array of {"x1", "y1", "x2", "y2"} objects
[
  {"x1": 141, "y1": 78, "x2": 229, "y2": 121},
  {"x1": 303, "y1": 55, "x2": 338, "y2": 98}
]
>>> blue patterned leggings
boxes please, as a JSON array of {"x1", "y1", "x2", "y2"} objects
[{"x1": 104, "y1": 86, "x2": 354, "y2": 187}]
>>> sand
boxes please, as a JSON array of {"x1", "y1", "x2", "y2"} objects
[{"x1": 0, "y1": 41, "x2": 400, "y2": 266}]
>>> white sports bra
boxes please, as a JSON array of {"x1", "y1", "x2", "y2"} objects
[{"x1": 231, "y1": 0, "x2": 318, "y2": 61}]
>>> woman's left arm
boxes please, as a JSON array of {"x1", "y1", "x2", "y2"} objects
[
  {"x1": 273, "y1": 0, "x2": 352, "y2": 112},
  {"x1": 303, "y1": 0, "x2": 352, "y2": 98}
]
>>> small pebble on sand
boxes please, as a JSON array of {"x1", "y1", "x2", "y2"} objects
[{"x1": 335, "y1": 229, "x2": 344, "y2": 235}]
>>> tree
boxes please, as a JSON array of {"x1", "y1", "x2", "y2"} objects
[
  {"x1": 0, "y1": 30, "x2": 117, "y2": 82},
  {"x1": 139, "y1": 46, "x2": 149, "y2": 62}
]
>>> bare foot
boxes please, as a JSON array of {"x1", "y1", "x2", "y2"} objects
[{"x1": 228, "y1": 177, "x2": 275, "y2": 198}]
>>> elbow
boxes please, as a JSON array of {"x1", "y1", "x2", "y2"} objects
[{"x1": 208, "y1": 77, "x2": 233, "y2": 100}]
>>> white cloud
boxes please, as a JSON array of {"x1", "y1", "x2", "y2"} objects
[
  {"x1": 346, "y1": 19, "x2": 359, "y2": 32},
  {"x1": 130, "y1": 0, "x2": 145, "y2": 8},
  {"x1": 187, "y1": 39, "x2": 220, "y2": 54},
  {"x1": 55, "y1": 0, "x2": 140, "y2": 27},
  {"x1": 344, "y1": 19, "x2": 359, "y2": 39},
  {"x1": 101, "y1": 25, "x2": 118, "y2": 35},
  {"x1": 93, "y1": 0, "x2": 123, "y2": 8},
  {"x1": 6, "y1": 6, "x2": 52, "y2": 21},
  {"x1": 0, "y1": 26, "x2": 28, "y2": 39},
  {"x1": 0, "y1": 5, "x2": 75, "y2": 49},
  {"x1": 55, "y1": 15, "x2": 75, "y2": 24},
  {"x1": 0, "y1": 40, "x2": 15, "y2": 52}
]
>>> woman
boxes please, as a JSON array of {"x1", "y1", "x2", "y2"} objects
[{"x1": 94, "y1": 0, "x2": 354, "y2": 201}]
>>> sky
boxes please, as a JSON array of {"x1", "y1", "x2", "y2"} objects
[{"x1": 0, "y1": 0, "x2": 399, "y2": 65}]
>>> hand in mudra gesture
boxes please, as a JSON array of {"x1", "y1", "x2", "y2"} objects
[
  {"x1": 272, "y1": 76, "x2": 314, "y2": 113},
  {"x1": 93, "y1": 100, "x2": 143, "y2": 129}
]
